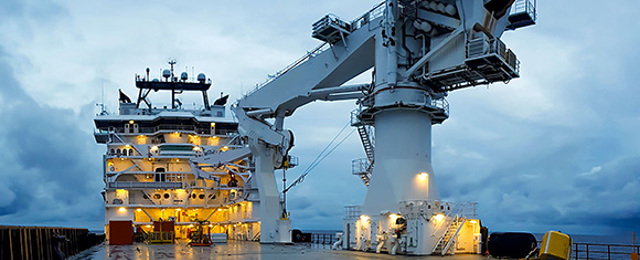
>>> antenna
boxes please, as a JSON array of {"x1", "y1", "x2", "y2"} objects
[{"x1": 96, "y1": 81, "x2": 107, "y2": 115}]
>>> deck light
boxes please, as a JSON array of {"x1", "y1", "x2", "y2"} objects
[
  {"x1": 118, "y1": 207, "x2": 126, "y2": 213},
  {"x1": 433, "y1": 213, "x2": 445, "y2": 222},
  {"x1": 418, "y1": 172, "x2": 428, "y2": 182},
  {"x1": 136, "y1": 208, "x2": 142, "y2": 212},
  {"x1": 210, "y1": 123, "x2": 216, "y2": 127},
  {"x1": 129, "y1": 120, "x2": 134, "y2": 124},
  {"x1": 360, "y1": 215, "x2": 369, "y2": 222}
]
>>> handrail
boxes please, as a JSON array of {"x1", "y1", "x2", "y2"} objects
[
  {"x1": 351, "y1": 1, "x2": 386, "y2": 31},
  {"x1": 247, "y1": 43, "x2": 328, "y2": 96},
  {"x1": 510, "y1": 0, "x2": 536, "y2": 21},
  {"x1": 442, "y1": 218, "x2": 466, "y2": 255},
  {"x1": 571, "y1": 242, "x2": 640, "y2": 260},
  {"x1": 246, "y1": 1, "x2": 386, "y2": 98}
]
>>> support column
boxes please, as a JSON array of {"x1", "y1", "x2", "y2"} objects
[
  {"x1": 361, "y1": 108, "x2": 440, "y2": 215},
  {"x1": 251, "y1": 141, "x2": 291, "y2": 243}
]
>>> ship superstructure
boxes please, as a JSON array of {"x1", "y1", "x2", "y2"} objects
[
  {"x1": 94, "y1": 61, "x2": 276, "y2": 243},
  {"x1": 93, "y1": 0, "x2": 536, "y2": 253}
]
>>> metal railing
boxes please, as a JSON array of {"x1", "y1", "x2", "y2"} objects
[
  {"x1": 572, "y1": 242, "x2": 640, "y2": 260},
  {"x1": 247, "y1": 43, "x2": 329, "y2": 96},
  {"x1": 311, "y1": 233, "x2": 340, "y2": 245},
  {"x1": 344, "y1": 205, "x2": 362, "y2": 219},
  {"x1": 510, "y1": 0, "x2": 537, "y2": 21},
  {"x1": 351, "y1": 158, "x2": 370, "y2": 175},
  {"x1": 246, "y1": 1, "x2": 386, "y2": 98},
  {"x1": 431, "y1": 97, "x2": 450, "y2": 115},
  {"x1": 351, "y1": 1, "x2": 385, "y2": 30}
]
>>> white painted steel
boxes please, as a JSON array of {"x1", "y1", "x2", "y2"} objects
[
  {"x1": 362, "y1": 109, "x2": 440, "y2": 214},
  {"x1": 224, "y1": 0, "x2": 532, "y2": 249}
]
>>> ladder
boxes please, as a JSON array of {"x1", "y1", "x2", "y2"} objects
[
  {"x1": 356, "y1": 125, "x2": 374, "y2": 186},
  {"x1": 433, "y1": 217, "x2": 466, "y2": 255},
  {"x1": 357, "y1": 125, "x2": 374, "y2": 163}
]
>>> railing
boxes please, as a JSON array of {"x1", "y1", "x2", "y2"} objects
[
  {"x1": 247, "y1": 42, "x2": 329, "y2": 96},
  {"x1": 351, "y1": 1, "x2": 386, "y2": 31},
  {"x1": 246, "y1": 1, "x2": 386, "y2": 98},
  {"x1": 108, "y1": 181, "x2": 183, "y2": 189},
  {"x1": 351, "y1": 158, "x2": 370, "y2": 175},
  {"x1": 344, "y1": 205, "x2": 362, "y2": 219},
  {"x1": 0, "y1": 226, "x2": 103, "y2": 260},
  {"x1": 572, "y1": 242, "x2": 640, "y2": 260},
  {"x1": 510, "y1": 0, "x2": 536, "y2": 21},
  {"x1": 431, "y1": 97, "x2": 450, "y2": 115},
  {"x1": 310, "y1": 233, "x2": 340, "y2": 245}
]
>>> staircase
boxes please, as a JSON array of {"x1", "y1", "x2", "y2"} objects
[
  {"x1": 357, "y1": 126, "x2": 374, "y2": 162},
  {"x1": 433, "y1": 217, "x2": 466, "y2": 255},
  {"x1": 353, "y1": 125, "x2": 374, "y2": 186}
]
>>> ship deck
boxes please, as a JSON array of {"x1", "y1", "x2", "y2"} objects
[{"x1": 70, "y1": 240, "x2": 487, "y2": 260}]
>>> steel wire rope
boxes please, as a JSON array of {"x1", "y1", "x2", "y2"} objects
[{"x1": 284, "y1": 120, "x2": 356, "y2": 192}]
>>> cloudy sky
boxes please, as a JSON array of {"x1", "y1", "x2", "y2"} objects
[{"x1": 0, "y1": 0, "x2": 639, "y2": 238}]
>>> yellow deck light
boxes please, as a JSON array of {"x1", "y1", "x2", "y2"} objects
[
  {"x1": 129, "y1": 120, "x2": 134, "y2": 124},
  {"x1": 418, "y1": 172, "x2": 428, "y2": 181},
  {"x1": 118, "y1": 207, "x2": 127, "y2": 213},
  {"x1": 433, "y1": 213, "x2": 445, "y2": 222},
  {"x1": 359, "y1": 215, "x2": 369, "y2": 222},
  {"x1": 136, "y1": 208, "x2": 142, "y2": 212}
]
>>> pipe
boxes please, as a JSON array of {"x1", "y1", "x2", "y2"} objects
[
  {"x1": 307, "y1": 83, "x2": 369, "y2": 96},
  {"x1": 331, "y1": 234, "x2": 343, "y2": 250},
  {"x1": 405, "y1": 27, "x2": 463, "y2": 77},
  {"x1": 376, "y1": 233, "x2": 386, "y2": 253},
  {"x1": 246, "y1": 108, "x2": 273, "y2": 117}
]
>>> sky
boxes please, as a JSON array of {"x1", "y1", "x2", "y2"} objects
[{"x1": 0, "y1": 0, "x2": 639, "y2": 238}]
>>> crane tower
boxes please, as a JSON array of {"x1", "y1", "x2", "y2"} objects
[{"x1": 197, "y1": 0, "x2": 536, "y2": 255}]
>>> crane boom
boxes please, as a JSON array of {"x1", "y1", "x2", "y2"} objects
[{"x1": 193, "y1": 0, "x2": 536, "y2": 249}]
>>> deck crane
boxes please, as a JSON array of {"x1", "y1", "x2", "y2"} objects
[{"x1": 194, "y1": 0, "x2": 536, "y2": 253}]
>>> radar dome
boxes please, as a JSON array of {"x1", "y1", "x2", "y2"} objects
[
  {"x1": 152, "y1": 78, "x2": 160, "y2": 82},
  {"x1": 180, "y1": 72, "x2": 188, "y2": 81},
  {"x1": 162, "y1": 69, "x2": 171, "y2": 78},
  {"x1": 197, "y1": 73, "x2": 206, "y2": 83}
]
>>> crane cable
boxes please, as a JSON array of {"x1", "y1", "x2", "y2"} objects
[{"x1": 284, "y1": 120, "x2": 356, "y2": 193}]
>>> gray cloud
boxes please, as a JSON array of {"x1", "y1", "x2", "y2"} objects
[
  {"x1": 0, "y1": 0, "x2": 638, "y2": 236},
  {"x1": 0, "y1": 46, "x2": 104, "y2": 228}
]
